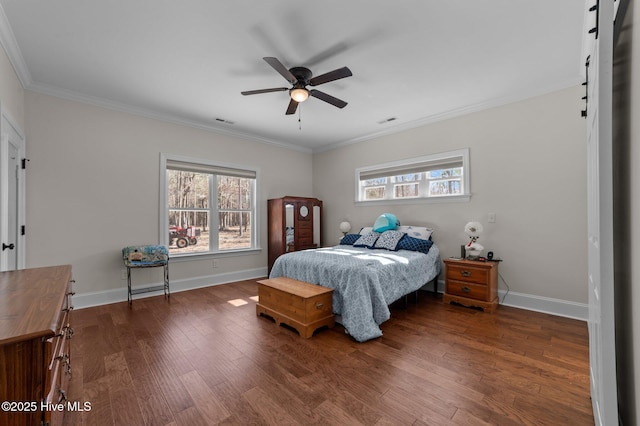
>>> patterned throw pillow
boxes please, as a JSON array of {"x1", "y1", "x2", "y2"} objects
[
  {"x1": 396, "y1": 225, "x2": 434, "y2": 240},
  {"x1": 396, "y1": 235, "x2": 434, "y2": 254},
  {"x1": 353, "y1": 231, "x2": 381, "y2": 248},
  {"x1": 373, "y1": 230, "x2": 406, "y2": 251},
  {"x1": 339, "y1": 233, "x2": 361, "y2": 245}
]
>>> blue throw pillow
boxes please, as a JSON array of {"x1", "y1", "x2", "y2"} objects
[
  {"x1": 397, "y1": 235, "x2": 433, "y2": 254},
  {"x1": 339, "y1": 233, "x2": 361, "y2": 245},
  {"x1": 374, "y1": 230, "x2": 406, "y2": 251},
  {"x1": 373, "y1": 213, "x2": 400, "y2": 232},
  {"x1": 353, "y1": 231, "x2": 381, "y2": 248}
]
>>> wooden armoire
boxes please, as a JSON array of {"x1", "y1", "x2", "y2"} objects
[{"x1": 267, "y1": 196, "x2": 323, "y2": 273}]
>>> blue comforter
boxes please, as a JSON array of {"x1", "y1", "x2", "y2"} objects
[{"x1": 269, "y1": 244, "x2": 441, "y2": 342}]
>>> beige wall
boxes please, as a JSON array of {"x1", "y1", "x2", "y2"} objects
[
  {"x1": 24, "y1": 91, "x2": 313, "y2": 297},
  {"x1": 313, "y1": 86, "x2": 587, "y2": 305},
  {"x1": 0, "y1": 40, "x2": 24, "y2": 128}
]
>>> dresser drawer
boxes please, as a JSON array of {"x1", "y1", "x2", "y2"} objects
[
  {"x1": 446, "y1": 263, "x2": 489, "y2": 285},
  {"x1": 298, "y1": 227, "x2": 312, "y2": 238},
  {"x1": 446, "y1": 280, "x2": 488, "y2": 300}
]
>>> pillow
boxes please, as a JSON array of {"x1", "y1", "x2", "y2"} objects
[
  {"x1": 374, "y1": 230, "x2": 406, "y2": 251},
  {"x1": 353, "y1": 231, "x2": 381, "y2": 248},
  {"x1": 397, "y1": 235, "x2": 434, "y2": 254},
  {"x1": 373, "y1": 213, "x2": 400, "y2": 233},
  {"x1": 396, "y1": 225, "x2": 434, "y2": 241},
  {"x1": 339, "y1": 233, "x2": 361, "y2": 245},
  {"x1": 359, "y1": 226, "x2": 373, "y2": 235}
]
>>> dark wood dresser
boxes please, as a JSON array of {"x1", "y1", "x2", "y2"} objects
[
  {"x1": 0, "y1": 265, "x2": 74, "y2": 426},
  {"x1": 267, "y1": 196, "x2": 323, "y2": 273}
]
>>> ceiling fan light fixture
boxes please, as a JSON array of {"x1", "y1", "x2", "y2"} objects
[{"x1": 290, "y1": 88, "x2": 309, "y2": 103}]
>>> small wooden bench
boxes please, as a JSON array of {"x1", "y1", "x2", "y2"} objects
[{"x1": 256, "y1": 277, "x2": 335, "y2": 338}]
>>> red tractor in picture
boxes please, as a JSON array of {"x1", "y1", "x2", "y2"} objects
[{"x1": 169, "y1": 226, "x2": 199, "y2": 248}]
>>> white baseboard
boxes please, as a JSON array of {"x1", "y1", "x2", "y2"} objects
[
  {"x1": 431, "y1": 279, "x2": 588, "y2": 321},
  {"x1": 75, "y1": 270, "x2": 588, "y2": 322},
  {"x1": 73, "y1": 267, "x2": 268, "y2": 309},
  {"x1": 498, "y1": 289, "x2": 588, "y2": 321}
]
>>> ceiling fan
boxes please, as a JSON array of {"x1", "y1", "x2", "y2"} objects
[{"x1": 241, "y1": 57, "x2": 353, "y2": 115}]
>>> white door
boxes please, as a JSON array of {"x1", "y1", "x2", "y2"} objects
[
  {"x1": 585, "y1": 1, "x2": 618, "y2": 424},
  {"x1": 0, "y1": 109, "x2": 25, "y2": 271}
]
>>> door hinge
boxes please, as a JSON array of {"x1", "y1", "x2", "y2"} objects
[
  {"x1": 21, "y1": 225, "x2": 25, "y2": 236},
  {"x1": 21, "y1": 158, "x2": 30, "y2": 169}
]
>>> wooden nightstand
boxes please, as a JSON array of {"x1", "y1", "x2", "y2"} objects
[{"x1": 443, "y1": 258, "x2": 499, "y2": 313}]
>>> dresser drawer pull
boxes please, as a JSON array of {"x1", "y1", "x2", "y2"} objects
[
  {"x1": 62, "y1": 305, "x2": 74, "y2": 313},
  {"x1": 460, "y1": 271, "x2": 471, "y2": 277},
  {"x1": 316, "y1": 303, "x2": 324, "y2": 310},
  {"x1": 65, "y1": 325, "x2": 74, "y2": 339},
  {"x1": 461, "y1": 286, "x2": 471, "y2": 293},
  {"x1": 58, "y1": 388, "x2": 67, "y2": 404}
]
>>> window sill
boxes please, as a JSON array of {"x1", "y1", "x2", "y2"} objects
[
  {"x1": 167, "y1": 247, "x2": 262, "y2": 263},
  {"x1": 355, "y1": 194, "x2": 471, "y2": 206}
]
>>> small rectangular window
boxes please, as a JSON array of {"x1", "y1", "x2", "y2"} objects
[{"x1": 355, "y1": 148, "x2": 470, "y2": 203}]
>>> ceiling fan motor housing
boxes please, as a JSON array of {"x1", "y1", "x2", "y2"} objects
[{"x1": 289, "y1": 67, "x2": 313, "y2": 86}]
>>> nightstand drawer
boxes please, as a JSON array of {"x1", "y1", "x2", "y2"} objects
[
  {"x1": 446, "y1": 280, "x2": 488, "y2": 299},
  {"x1": 446, "y1": 264, "x2": 488, "y2": 285}
]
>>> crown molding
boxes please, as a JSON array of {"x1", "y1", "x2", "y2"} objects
[
  {"x1": 313, "y1": 77, "x2": 582, "y2": 154},
  {"x1": 0, "y1": 3, "x2": 31, "y2": 87},
  {"x1": 27, "y1": 80, "x2": 313, "y2": 154}
]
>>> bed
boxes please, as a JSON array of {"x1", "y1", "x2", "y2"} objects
[{"x1": 269, "y1": 225, "x2": 441, "y2": 342}]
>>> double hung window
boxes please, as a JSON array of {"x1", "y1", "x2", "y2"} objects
[{"x1": 160, "y1": 154, "x2": 258, "y2": 257}]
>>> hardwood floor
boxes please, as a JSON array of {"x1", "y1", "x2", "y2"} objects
[{"x1": 62, "y1": 280, "x2": 593, "y2": 425}]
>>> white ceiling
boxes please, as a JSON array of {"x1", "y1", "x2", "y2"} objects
[{"x1": 0, "y1": 0, "x2": 588, "y2": 153}]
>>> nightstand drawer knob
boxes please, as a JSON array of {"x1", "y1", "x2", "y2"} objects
[
  {"x1": 316, "y1": 303, "x2": 324, "y2": 309},
  {"x1": 460, "y1": 271, "x2": 471, "y2": 277},
  {"x1": 461, "y1": 286, "x2": 471, "y2": 293}
]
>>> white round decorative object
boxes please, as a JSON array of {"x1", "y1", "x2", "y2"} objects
[{"x1": 339, "y1": 221, "x2": 352, "y2": 235}]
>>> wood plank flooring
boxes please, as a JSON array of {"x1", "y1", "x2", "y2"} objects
[{"x1": 62, "y1": 279, "x2": 593, "y2": 425}]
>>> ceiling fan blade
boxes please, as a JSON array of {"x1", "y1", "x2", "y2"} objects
[
  {"x1": 309, "y1": 67, "x2": 352, "y2": 86},
  {"x1": 310, "y1": 90, "x2": 348, "y2": 109},
  {"x1": 285, "y1": 99, "x2": 299, "y2": 115},
  {"x1": 303, "y1": 42, "x2": 349, "y2": 67},
  {"x1": 241, "y1": 87, "x2": 289, "y2": 96},
  {"x1": 263, "y1": 57, "x2": 297, "y2": 84}
]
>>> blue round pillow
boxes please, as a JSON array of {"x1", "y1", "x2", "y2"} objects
[{"x1": 373, "y1": 213, "x2": 400, "y2": 233}]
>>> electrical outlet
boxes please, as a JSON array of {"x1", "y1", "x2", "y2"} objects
[
  {"x1": 212, "y1": 259, "x2": 220, "y2": 269},
  {"x1": 121, "y1": 269, "x2": 127, "y2": 280},
  {"x1": 488, "y1": 212, "x2": 496, "y2": 223}
]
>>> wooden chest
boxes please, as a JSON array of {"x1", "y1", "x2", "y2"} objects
[{"x1": 256, "y1": 277, "x2": 334, "y2": 338}]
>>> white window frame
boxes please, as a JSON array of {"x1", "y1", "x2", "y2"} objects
[
  {"x1": 159, "y1": 153, "x2": 261, "y2": 261},
  {"x1": 355, "y1": 148, "x2": 471, "y2": 205}
]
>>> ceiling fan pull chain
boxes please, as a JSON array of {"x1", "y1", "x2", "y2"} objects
[{"x1": 298, "y1": 106, "x2": 302, "y2": 130}]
